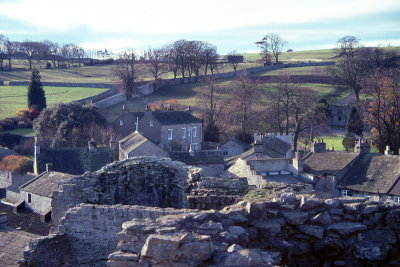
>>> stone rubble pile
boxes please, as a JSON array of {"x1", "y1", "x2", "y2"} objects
[{"x1": 108, "y1": 195, "x2": 400, "y2": 266}]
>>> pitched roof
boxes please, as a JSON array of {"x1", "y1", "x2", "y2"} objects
[
  {"x1": 169, "y1": 150, "x2": 224, "y2": 165},
  {"x1": 337, "y1": 154, "x2": 400, "y2": 195},
  {"x1": 303, "y1": 151, "x2": 359, "y2": 176},
  {"x1": 152, "y1": 111, "x2": 202, "y2": 125},
  {"x1": 262, "y1": 138, "x2": 291, "y2": 158},
  {"x1": 119, "y1": 131, "x2": 159, "y2": 154},
  {"x1": 20, "y1": 171, "x2": 73, "y2": 197},
  {"x1": 0, "y1": 147, "x2": 18, "y2": 161}
]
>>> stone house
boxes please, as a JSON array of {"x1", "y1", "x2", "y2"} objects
[
  {"x1": 112, "y1": 106, "x2": 203, "y2": 151},
  {"x1": 169, "y1": 150, "x2": 225, "y2": 177},
  {"x1": 302, "y1": 140, "x2": 361, "y2": 195},
  {"x1": 119, "y1": 131, "x2": 168, "y2": 160},
  {"x1": 220, "y1": 136, "x2": 251, "y2": 158},
  {"x1": 19, "y1": 165, "x2": 72, "y2": 218},
  {"x1": 337, "y1": 145, "x2": 400, "y2": 202}
]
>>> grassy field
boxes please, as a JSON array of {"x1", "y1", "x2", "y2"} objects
[
  {"x1": 4, "y1": 128, "x2": 34, "y2": 136},
  {"x1": 260, "y1": 66, "x2": 331, "y2": 76},
  {"x1": 0, "y1": 61, "x2": 262, "y2": 84},
  {"x1": 243, "y1": 49, "x2": 337, "y2": 63},
  {"x1": 0, "y1": 86, "x2": 108, "y2": 119}
]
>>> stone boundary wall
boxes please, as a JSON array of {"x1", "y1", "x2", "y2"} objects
[
  {"x1": 22, "y1": 204, "x2": 193, "y2": 266},
  {"x1": 108, "y1": 196, "x2": 400, "y2": 266},
  {"x1": 8, "y1": 81, "x2": 115, "y2": 88}
]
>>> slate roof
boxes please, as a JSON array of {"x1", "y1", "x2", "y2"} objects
[
  {"x1": 262, "y1": 138, "x2": 291, "y2": 158},
  {"x1": 169, "y1": 150, "x2": 224, "y2": 165},
  {"x1": 337, "y1": 154, "x2": 400, "y2": 195},
  {"x1": 0, "y1": 147, "x2": 17, "y2": 161},
  {"x1": 119, "y1": 131, "x2": 156, "y2": 154},
  {"x1": 19, "y1": 171, "x2": 73, "y2": 197},
  {"x1": 0, "y1": 203, "x2": 51, "y2": 236},
  {"x1": 303, "y1": 151, "x2": 359, "y2": 176},
  {"x1": 152, "y1": 111, "x2": 202, "y2": 125}
]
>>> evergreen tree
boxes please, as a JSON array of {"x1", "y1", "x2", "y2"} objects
[
  {"x1": 27, "y1": 69, "x2": 46, "y2": 111},
  {"x1": 345, "y1": 107, "x2": 363, "y2": 137}
]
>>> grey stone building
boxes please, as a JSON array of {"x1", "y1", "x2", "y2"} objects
[
  {"x1": 19, "y1": 168, "x2": 72, "y2": 216},
  {"x1": 119, "y1": 131, "x2": 168, "y2": 160},
  {"x1": 220, "y1": 136, "x2": 251, "y2": 158},
  {"x1": 169, "y1": 150, "x2": 225, "y2": 176},
  {"x1": 112, "y1": 106, "x2": 203, "y2": 151}
]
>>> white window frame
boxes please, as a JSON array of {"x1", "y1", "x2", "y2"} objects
[
  {"x1": 342, "y1": 189, "x2": 350, "y2": 197},
  {"x1": 192, "y1": 143, "x2": 198, "y2": 151},
  {"x1": 182, "y1": 145, "x2": 187, "y2": 151},
  {"x1": 120, "y1": 120, "x2": 124, "y2": 126},
  {"x1": 168, "y1": 129, "x2": 173, "y2": 140},
  {"x1": 150, "y1": 120, "x2": 153, "y2": 126},
  {"x1": 364, "y1": 192, "x2": 370, "y2": 199},
  {"x1": 222, "y1": 149, "x2": 229, "y2": 156},
  {"x1": 394, "y1": 196, "x2": 400, "y2": 203},
  {"x1": 182, "y1": 128, "x2": 186, "y2": 138},
  {"x1": 192, "y1": 127, "x2": 197, "y2": 137}
]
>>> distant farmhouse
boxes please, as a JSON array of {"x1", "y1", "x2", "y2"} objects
[{"x1": 112, "y1": 106, "x2": 203, "y2": 151}]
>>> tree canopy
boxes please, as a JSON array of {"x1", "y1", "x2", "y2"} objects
[
  {"x1": 27, "y1": 69, "x2": 46, "y2": 111},
  {"x1": 33, "y1": 102, "x2": 109, "y2": 148}
]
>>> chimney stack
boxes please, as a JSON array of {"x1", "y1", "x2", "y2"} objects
[
  {"x1": 311, "y1": 139, "x2": 326, "y2": 153},
  {"x1": 292, "y1": 151, "x2": 303, "y2": 176}
]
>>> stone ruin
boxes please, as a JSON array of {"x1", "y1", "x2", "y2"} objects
[{"x1": 20, "y1": 157, "x2": 400, "y2": 266}]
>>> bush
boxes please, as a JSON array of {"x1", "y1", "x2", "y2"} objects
[
  {"x1": 342, "y1": 136, "x2": 357, "y2": 151},
  {"x1": 13, "y1": 138, "x2": 34, "y2": 156},
  {"x1": 0, "y1": 133, "x2": 23, "y2": 148},
  {"x1": 0, "y1": 155, "x2": 33, "y2": 174},
  {"x1": 46, "y1": 62, "x2": 51, "y2": 69},
  {"x1": 0, "y1": 117, "x2": 18, "y2": 131}
]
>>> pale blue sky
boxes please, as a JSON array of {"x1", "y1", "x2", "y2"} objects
[{"x1": 0, "y1": 0, "x2": 399, "y2": 54}]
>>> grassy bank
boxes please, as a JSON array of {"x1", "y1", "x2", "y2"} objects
[{"x1": 0, "y1": 86, "x2": 108, "y2": 119}]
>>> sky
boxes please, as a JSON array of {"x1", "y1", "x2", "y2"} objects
[{"x1": 0, "y1": 0, "x2": 399, "y2": 55}]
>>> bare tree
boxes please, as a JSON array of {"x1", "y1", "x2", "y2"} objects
[
  {"x1": 199, "y1": 76, "x2": 225, "y2": 141},
  {"x1": 202, "y1": 43, "x2": 218, "y2": 76},
  {"x1": 113, "y1": 50, "x2": 138, "y2": 100},
  {"x1": 0, "y1": 35, "x2": 5, "y2": 70},
  {"x1": 4, "y1": 39, "x2": 17, "y2": 70},
  {"x1": 256, "y1": 33, "x2": 287, "y2": 65},
  {"x1": 71, "y1": 44, "x2": 85, "y2": 66},
  {"x1": 336, "y1": 35, "x2": 360, "y2": 59},
  {"x1": 144, "y1": 47, "x2": 168, "y2": 90},
  {"x1": 229, "y1": 74, "x2": 261, "y2": 142},
  {"x1": 227, "y1": 50, "x2": 243, "y2": 73},
  {"x1": 20, "y1": 41, "x2": 41, "y2": 69}
]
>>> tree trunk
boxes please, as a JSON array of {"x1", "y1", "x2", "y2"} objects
[{"x1": 8, "y1": 58, "x2": 12, "y2": 70}]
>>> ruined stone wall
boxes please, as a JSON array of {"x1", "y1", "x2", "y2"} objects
[
  {"x1": 23, "y1": 204, "x2": 192, "y2": 266},
  {"x1": 109, "y1": 196, "x2": 400, "y2": 267},
  {"x1": 51, "y1": 157, "x2": 199, "y2": 226}
]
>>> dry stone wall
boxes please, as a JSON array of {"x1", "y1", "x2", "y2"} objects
[
  {"x1": 109, "y1": 195, "x2": 400, "y2": 266},
  {"x1": 22, "y1": 204, "x2": 192, "y2": 266},
  {"x1": 51, "y1": 157, "x2": 200, "y2": 226}
]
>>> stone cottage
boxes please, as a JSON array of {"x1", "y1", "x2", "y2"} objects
[
  {"x1": 118, "y1": 131, "x2": 168, "y2": 160},
  {"x1": 19, "y1": 165, "x2": 72, "y2": 218},
  {"x1": 337, "y1": 145, "x2": 400, "y2": 202},
  {"x1": 220, "y1": 136, "x2": 251, "y2": 158},
  {"x1": 112, "y1": 106, "x2": 203, "y2": 151}
]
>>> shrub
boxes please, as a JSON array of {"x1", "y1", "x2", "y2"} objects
[
  {"x1": 15, "y1": 108, "x2": 32, "y2": 120},
  {"x1": 0, "y1": 117, "x2": 18, "y2": 131},
  {"x1": 46, "y1": 62, "x2": 51, "y2": 69},
  {"x1": 13, "y1": 138, "x2": 34, "y2": 156},
  {"x1": 342, "y1": 136, "x2": 357, "y2": 151},
  {"x1": 0, "y1": 133, "x2": 23, "y2": 148},
  {"x1": 0, "y1": 155, "x2": 33, "y2": 174}
]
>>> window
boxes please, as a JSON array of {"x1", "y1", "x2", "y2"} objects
[
  {"x1": 394, "y1": 196, "x2": 400, "y2": 203},
  {"x1": 192, "y1": 143, "x2": 198, "y2": 151},
  {"x1": 168, "y1": 129, "x2": 173, "y2": 140},
  {"x1": 120, "y1": 120, "x2": 124, "y2": 126},
  {"x1": 150, "y1": 120, "x2": 153, "y2": 126},
  {"x1": 187, "y1": 128, "x2": 191, "y2": 137},
  {"x1": 192, "y1": 127, "x2": 197, "y2": 137},
  {"x1": 27, "y1": 193, "x2": 32, "y2": 203},
  {"x1": 182, "y1": 128, "x2": 186, "y2": 138},
  {"x1": 182, "y1": 145, "x2": 187, "y2": 151},
  {"x1": 222, "y1": 150, "x2": 229, "y2": 156},
  {"x1": 167, "y1": 146, "x2": 172, "y2": 151},
  {"x1": 342, "y1": 189, "x2": 350, "y2": 197},
  {"x1": 364, "y1": 192, "x2": 370, "y2": 199}
]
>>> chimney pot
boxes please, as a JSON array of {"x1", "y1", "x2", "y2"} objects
[{"x1": 46, "y1": 163, "x2": 52, "y2": 173}]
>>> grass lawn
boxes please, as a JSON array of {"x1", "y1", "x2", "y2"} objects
[
  {"x1": 243, "y1": 49, "x2": 337, "y2": 63},
  {"x1": 260, "y1": 66, "x2": 331, "y2": 76},
  {"x1": 0, "y1": 86, "x2": 108, "y2": 119},
  {"x1": 3, "y1": 128, "x2": 34, "y2": 136}
]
